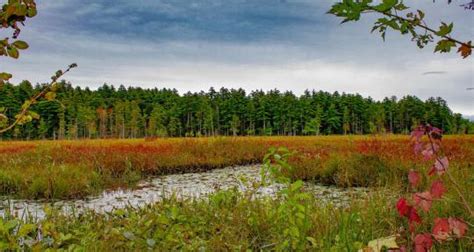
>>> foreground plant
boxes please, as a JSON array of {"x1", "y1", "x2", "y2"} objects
[
  {"x1": 261, "y1": 147, "x2": 314, "y2": 250},
  {"x1": 394, "y1": 125, "x2": 471, "y2": 251}
]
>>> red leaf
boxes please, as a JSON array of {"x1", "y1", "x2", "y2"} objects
[
  {"x1": 408, "y1": 207, "x2": 422, "y2": 224},
  {"x1": 411, "y1": 127, "x2": 425, "y2": 141},
  {"x1": 432, "y1": 218, "x2": 450, "y2": 241},
  {"x1": 408, "y1": 170, "x2": 421, "y2": 187},
  {"x1": 396, "y1": 198, "x2": 421, "y2": 225},
  {"x1": 414, "y1": 233, "x2": 433, "y2": 252},
  {"x1": 413, "y1": 192, "x2": 433, "y2": 212},
  {"x1": 430, "y1": 127, "x2": 442, "y2": 134},
  {"x1": 433, "y1": 218, "x2": 469, "y2": 241},
  {"x1": 414, "y1": 142, "x2": 423, "y2": 154},
  {"x1": 421, "y1": 148, "x2": 433, "y2": 160},
  {"x1": 433, "y1": 157, "x2": 449, "y2": 175},
  {"x1": 396, "y1": 198, "x2": 410, "y2": 217},
  {"x1": 430, "y1": 180, "x2": 446, "y2": 199},
  {"x1": 448, "y1": 218, "x2": 468, "y2": 238}
]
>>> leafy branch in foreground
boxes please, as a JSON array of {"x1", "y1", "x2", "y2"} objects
[
  {"x1": 329, "y1": 0, "x2": 473, "y2": 58},
  {"x1": 0, "y1": 0, "x2": 78, "y2": 134},
  {"x1": 1, "y1": 0, "x2": 38, "y2": 86},
  {"x1": 0, "y1": 63, "x2": 78, "y2": 134}
]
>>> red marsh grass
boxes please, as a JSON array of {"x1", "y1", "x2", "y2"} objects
[{"x1": 0, "y1": 135, "x2": 472, "y2": 199}]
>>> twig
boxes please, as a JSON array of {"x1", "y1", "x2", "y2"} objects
[
  {"x1": 0, "y1": 64, "x2": 77, "y2": 134},
  {"x1": 367, "y1": 7, "x2": 473, "y2": 48}
]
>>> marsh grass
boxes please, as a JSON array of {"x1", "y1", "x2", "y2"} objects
[
  {"x1": 0, "y1": 136, "x2": 472, "y2": 199},
  {"x1": 0, "y1": 135, "x2": 472, "y2": 250}
]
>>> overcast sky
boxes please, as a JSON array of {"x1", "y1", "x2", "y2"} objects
[{"x1": 1, "y1": 0, "x2": 473, "y2": 115}]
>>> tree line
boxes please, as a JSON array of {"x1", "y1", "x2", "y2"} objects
[{"x1": 0, "y1": 81, "x2": 472, "y2": 139}]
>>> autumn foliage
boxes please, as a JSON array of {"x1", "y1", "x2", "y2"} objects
[{"x1": 394, "y1": 125, "x2": 471, "y2": 251}]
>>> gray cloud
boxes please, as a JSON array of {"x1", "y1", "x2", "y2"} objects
[
  {"x1": 1, "y1": 0, "x2": 473, "y2": 115},
  {"x1": 422, "y1": 71, "x2": 448, "y2": 75}
]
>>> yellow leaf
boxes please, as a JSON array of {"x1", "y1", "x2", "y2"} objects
[
  {"x1": 359, "y1": 236, "x2": 399, "y2": 252},
  {"x1": 45, "y1": 92, "x2": 56, "y2": 101}
]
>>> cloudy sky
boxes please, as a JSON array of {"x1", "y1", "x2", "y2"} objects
[{"x1": 1, "y1": 0, "x2": 473, "y2": 115}]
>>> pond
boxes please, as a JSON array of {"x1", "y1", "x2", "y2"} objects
[{"x1": 0, "y1": 165, "x2": 368, "y2": 220}]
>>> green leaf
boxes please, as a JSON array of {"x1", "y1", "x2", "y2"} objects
[
  {"x1": 21, "y1": 100, "x2": 32, "y2": 110},
  {"x1": 16, "y1": 4, "x2": 27, "y2": 16},
  {"x1": 374, "y1": 0, "x2": 398, "y2": 12},
  {"x1": 436, "y1": 22, "x2": 453, "y2": 37},
  {"x1": 27, "y1": 7, "x2": 37, "y2": 17},
  {"x1": 290, "y1": 180, "x2": 304, "y2": 191},
  {"x1": 394, "y1": 3, "x2": 409, "y2": 11},
  {"x1": 12, "y1": 40, "x2": 29, "y2": 50},
  {"x1": 18, "y1": 224, "x2": 36, "y2": 237},
  {"x1": 386, "y1": 19, "x2": 400, "y2": 30},
  {"x1": 59, "y1": 233, "x2": 73, "y2": 242},
  {"x1": 400, "y1": 22, "x2": 409, "y2": 34},
  {"x1": 0, "y1": 72, "x2": 12, "y2": 81},
  {"x1": 0, "y1": 39, "x2": 8, "y2": 47},
  {"x1": 5, "y1": 220, "x2": 19, "y2": 231},
  {"x1": 28, "y1": 111, "x2": 40, "y2": 120},
  {"x1": 417, "y1": 10, "x2": 425, "y2": 20},
  {"x1": 7, "y1": 46, "x2": 19, "y2": 59},
  {"x1": 434, "y1": 39, "x2": 456, "y2": 53},
  {"x1": 328, "y1": 1, "x2": 368, "y2": 23},
  {"x1": 16, "y1": 114, "x2": 32, "y2": 125},
  {"x1": 55, "y1": 70, "x2": 63, "y2": 78}
]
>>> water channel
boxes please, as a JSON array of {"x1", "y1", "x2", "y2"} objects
[{"x1": 0, "y1": 165, "x2": 369, "y2": 220}]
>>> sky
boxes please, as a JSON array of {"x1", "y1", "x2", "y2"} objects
[{"x1": 1, "y1": 0, "x2": 473, "y2": 115}]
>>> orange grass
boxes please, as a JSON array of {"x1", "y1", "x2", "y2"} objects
[{"x1": 0, "y1": 135, "x2": 472, "y2": 199}]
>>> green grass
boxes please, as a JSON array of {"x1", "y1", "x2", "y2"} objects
[{"x1": 0, "y1": 186, "x2": 472, "y2": 251}]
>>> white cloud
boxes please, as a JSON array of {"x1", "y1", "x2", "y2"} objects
[{"x1": 1, "y1": 0, "x2": 473, "y2": 116}]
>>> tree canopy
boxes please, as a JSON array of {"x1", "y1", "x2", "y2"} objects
[{"x1": 0, "y1": 82, "x2": 471, "y2": 139}]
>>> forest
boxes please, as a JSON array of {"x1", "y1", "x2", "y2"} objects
[{"x1": 0, "y1": 80, "x2": 472, "y2": 140}]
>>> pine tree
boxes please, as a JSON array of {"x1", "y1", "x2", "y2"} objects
[
  {"x1": 230, "y1": 115, "x2": 240, "y2": 136},
  {"x1": 58, "y1": 107, "x2": 66, "y2": 140},
  {"x1": 148, "y1": 105, "x2": 167, "y2": 137},
  {"x1": 38, "y1": 118, "x2": 48, "y2": 139}
]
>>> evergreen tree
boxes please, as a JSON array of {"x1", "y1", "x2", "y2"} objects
[
  {"x1": 230, "y1": 115, "x2": 240, "y2": 136},
  {"x1": 0, "y1": 83, "x2": 471, "y2": 139}
]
